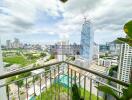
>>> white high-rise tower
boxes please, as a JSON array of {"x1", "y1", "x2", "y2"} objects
[
  {"x1": 0, "y1": 40, "x2": 7, "y2": 100},
  {"x1": 118, "y1": 43, "x2": 132, "y2": 89}
]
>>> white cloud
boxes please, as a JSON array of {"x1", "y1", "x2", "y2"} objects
[
  {"x1": 0, "y1": 0, "x2": 132, "y2": 43},
  {"x1": 0, "y1": 0, "x2": 60, "y2": 34}
]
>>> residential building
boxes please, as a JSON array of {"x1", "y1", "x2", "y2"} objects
[
  {"x1": 80, "y1": 19, "x2": 94, "y2": 67},
  {"x1": 56, "y1": 40, "x2": 69, "y2": 61},
  {"x1": 118, "y1": 43, "x2": 132, "y2": 89},
  {"x1": 99, "y1": 44, "x2": 109, "y2": 52},
  {"x1": 108, "y1": 41, "x2": 121, "y2": 56},
  {"x1": 93, "y1": 42, "x2": 99, "y2": 60},
  {"x1": 98, "y1": 58, "x2": 112, "y2": 67}
]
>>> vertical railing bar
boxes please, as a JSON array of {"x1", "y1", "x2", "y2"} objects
[
  {"x1": 44, "y1": 71, "x2": 47, "y2": 100},
  {"x1": 75, "y1": 71, "x2": 76, "y2": 84},
  {"x1": 33, "y1": 76, "x2": 36, "y2": 96},
  {"x1": 58, "y1": 65, "x2": 60, "y2": 100},
  {"x1": 50, "y1": 69, "x2": 52, "y2": 100},
  {"x1": 7, "y1": 85, "x2": 10, "y2": 100},
  {"x1": 45, "y1": 72, "x2": 47, "y2": 91},
  {"x1": 89, "y1": 78, "x2": 92, "y2": 100},
  {"x1": 17, "y1": 83, "x2": 20, "y2": 100},
  {"x1": 84, "y1": 76, "x2": 86, "y2": 100},
  {"x1": 63, "y1": 64, "x2": 65, "y2": 75},
  {"x1": 67, "y1": 64, "x2": 69, "y2": 100},
  {"x1": 71, "y1": 69, "x2": 73, "y2": 87},
  {"x1": 79, "y1": 73, "x2": 81, "y2": 88},
  {"x1": 97, "y1": 82, "x2": 99, "y2": 100},
  {"x1": 54, "y1": 68, "x2": 56, "y2": 100},
  {"x1": 40, "y1": 74, "x2": 42, "y2": 100},
  {"x1": 26, "y1": 78, "x2": 28, "y2": 100}
]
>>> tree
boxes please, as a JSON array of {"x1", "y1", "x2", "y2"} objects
[
  {"x1": 72, "y1": 84, "x2": 84, "y2": 100},
  {"x1": 15, "y1": 80, "x2": 24, "y2": 87},
  {"x1": 96, "y1": 84, "x2": 132, "y2": 100},
  {"x1": 40, "y1": 53, "x2": 46, "y2": 57},
  {"x1": 117, "y1": 20, "x2": 132, "y2": 46}
]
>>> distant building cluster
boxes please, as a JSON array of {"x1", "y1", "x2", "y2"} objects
[
  {"x1": 98, "y1": 57, "x2": 118, "y2": 67},
  {"x1": 6, "y1": 38, "x2": 22, "y2": 49},
  {"x1": 5, "y1": 38, "x2": 42, "y2": 50},
  {"x1": 49, "y1": 42, "x2": 81, "y2": 55},
  {"x1": 99, "y1": 41, "x2": 121, "y2": 56}
]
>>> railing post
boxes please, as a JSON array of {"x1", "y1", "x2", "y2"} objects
[
  {"x1": 33, "y1": 76, "x2": 36, "y2": 96},
  {"x1": 40, "y1": 75, "x2": 42, "y2": 100},
  {"x1": 45, "y1": 72, "x2": 47, "y2": 91},
  {"x1": 58, "y1": 65, "x2": 60, "y2": 100},
  {"x1": 67, "y1": 64, "x2": 69, "y2": 100},
  {"x1": 17, "y1": 83, "x2": 20, "y2": 100},
  {"x1": 84, "y1": 76, "x2": 86, "y2": 100},
  {"x1": 89, "y1": 78, "x2": 92, "y2": 100},
  {"x1": 71, "y1": 69, "x2": 73, "y2": 87},
  {"x1": 79, "y1": 73, "x2": 81, "y2": 88},
  {"x1": 6, "y1": 85, "x2": 10, "y2": 100},
  {"x1": 50, "y1": 70, "x2": 52, "y2": 100},
  {"x1": 26, "y1": 78, "x2": 28, "y2": 100},
  {"x1": 54, "y1": 68, "x2": 56, "y2": 100},
  {"x1": 74, "y1": 71, "x2": 76, "y2": 84},
  {"x1": 97, "y1": 82, "x2": 99, "y2": 100}
]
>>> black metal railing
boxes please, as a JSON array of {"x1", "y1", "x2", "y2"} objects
[{"x1": 0, "y1": 61, "x2": 129, "y2": 100}]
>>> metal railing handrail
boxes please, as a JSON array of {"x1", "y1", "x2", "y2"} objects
[
  {"x1": 64, "y1": 61, "x2": 129, "y2": 87},
  {"x1": 0, "y1": 61, "x2": 63, "y2": 80},
  {"x1": 0, "y1": 61, "x2": 129, "y2": 87}
]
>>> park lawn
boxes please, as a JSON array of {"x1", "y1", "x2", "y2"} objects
[
  {"x1": 36, "y1": 84, "x2": 103, "y2": 100},
  {"x1": 3, "y1": 56, "x2": 36, "y2": 66}
]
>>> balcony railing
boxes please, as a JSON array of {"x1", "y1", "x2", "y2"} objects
[{"x1": 0, "y1": 61, "x2": 129, "y2": 100}]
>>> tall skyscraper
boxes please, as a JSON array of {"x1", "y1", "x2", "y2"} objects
[
  {"x1": 56, "y1": 40, "x2": 69, "y2": 61},
  {"x1": 6, "y1": 40, "x2": 12, "y2": 49},
  {"x1": 0, "y1": 40, "x2": 7, "y2": 100},
  {"x1": 118, "y1": 43, "x2": 132, "y2": 89},
  {"x1": 13, "y1": 38, "x2": 20, "y2": 48},
  {"x1": 80, "y1": 19, "x2": 94, "y2": 65}
]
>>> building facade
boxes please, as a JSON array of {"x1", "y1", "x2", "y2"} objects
[
  {"x1": 6, "y1": 40, "x2": 12, "y2": 49},
  {"x1": 13, "y1": 38, "x2": 20, "y2": 48},
  {"x1": 118, "y1": 43, "x2": 132, "y2": 89},
  {"x1": 80, "y1": 20, "x2": 94, "y2": 65}
]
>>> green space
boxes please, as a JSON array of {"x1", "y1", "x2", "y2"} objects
[
  {"x1": 3, "y1": 50, "x2": 47, "y2": 67},
  {"x1": 3, "y1": 56, "x2": 36, "y2": 66},
  {"x1": 36, "y1": 84, "x2": 103, "y2": 100}
]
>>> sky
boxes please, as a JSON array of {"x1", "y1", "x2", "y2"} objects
[{"x1": 0, "y1": 0, "x2": 132, "y2": 45}]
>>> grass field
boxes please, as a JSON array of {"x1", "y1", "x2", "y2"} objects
[{"x1": 3, "y1": 56, "x2": 36, "y2": 66}]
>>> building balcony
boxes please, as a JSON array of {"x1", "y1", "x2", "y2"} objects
[{"x1": 0, "y1": 61, "x2": 129, "y2": 100}]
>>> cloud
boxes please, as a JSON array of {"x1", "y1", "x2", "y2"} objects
[
  {"x1": 0, "y1": 0, "x2": 60, "y2": 34},
  {"x1": 0, "y1": 0, "x2": 132, "y2": 44}
]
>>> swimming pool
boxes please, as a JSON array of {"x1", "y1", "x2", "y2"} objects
[
  {"x1": 55, "y1": 74, "x2": 75, "y2": 87},
  {"x1": 29, "y1": 96, "x2": 35, "y2": 100}
]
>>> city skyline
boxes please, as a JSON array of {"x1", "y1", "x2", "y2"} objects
[
  {"x1": 0, "y1": 1, "x2": 132, "y2": 100},
  {"x1": 0, "y1": 0, "x2": 132, "y2": 44}
]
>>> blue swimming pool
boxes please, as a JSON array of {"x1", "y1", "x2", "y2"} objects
[
  {"x1": 30, "y1": 96, "x2": 35, "y2": 100},
  {"x1": 55, "y1": 74, "x2": 75, "y2": 87}
]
